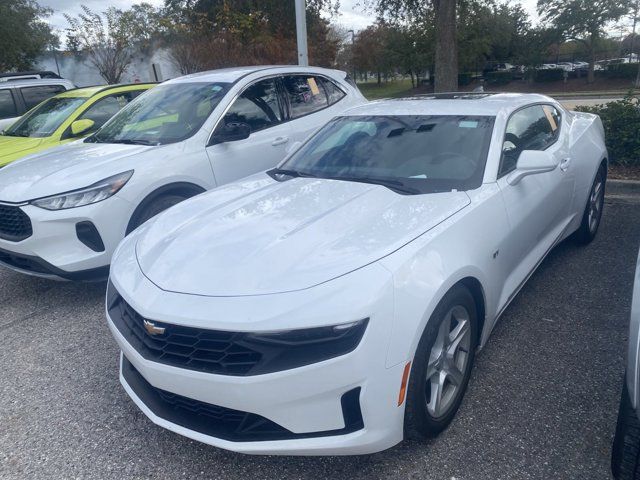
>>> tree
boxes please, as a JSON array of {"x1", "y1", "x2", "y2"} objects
[
  {"x1": 366, "y1": 0, "x2": 464, "y2": 92},
  {"x1": 433, "y1": 0, "x2": 457, "y2": 92},
  {"x1": 65, "y1": 4, "x2": 162, "y2": 83},
  {"x1": 0, "y1": 0, "x2": 58, "y2": 71},
  {"x1": 162, "y1": 0, "x2": 340, "y2": 72},
  {"x1": 538, "y1": 0, "x2": 633, "y2": 83}
]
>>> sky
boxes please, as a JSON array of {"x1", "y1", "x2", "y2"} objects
[{"x1": 41, "y1": 0, "x2": 541, "y2": 36}]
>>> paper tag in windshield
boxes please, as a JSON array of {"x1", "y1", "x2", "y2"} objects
[
  {"x1": 308, "y1": 77, "x2": 320, "y2": 95},
  {"x1": 459, "y1": 120, "x2": 478, "y2": 128},
  {"x1": 543, "y1": 106, "x2": 558, "y2": 131}
]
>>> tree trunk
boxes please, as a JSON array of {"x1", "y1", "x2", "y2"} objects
[
  {"x1": 433, "y1": 0, "x2": 458, "y2": 92},
  {"x1": 587, "y1": 36, "x2": 596, "y2": 84}
]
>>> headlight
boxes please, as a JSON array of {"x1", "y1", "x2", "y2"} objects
[{"x1": 31, "y1": 171, "x2": 133, "y2": 210}]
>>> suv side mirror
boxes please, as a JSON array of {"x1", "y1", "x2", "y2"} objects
[
  {"x1": 70, "y1": 119, "x2": 95, "y2": 137},
  {"x1": 210, "y1": 122, "x2": 251, "y2": 145},
  {"x1": 507, "y1": 150, "x2": 558, "y2": 186}
]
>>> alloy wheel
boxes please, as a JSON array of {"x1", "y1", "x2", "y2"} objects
[
  {"x1": 425, "y1": 305, "x2": 471, "y2": 418},
  {"x1": 588, "y1": 175, "x2": 604, "y2": 234}
]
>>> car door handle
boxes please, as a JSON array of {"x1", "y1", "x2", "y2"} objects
[
  {"x1": 560, "y1": 157, "x2": 571, "y2": 171},
  {"x1": 271, "y1": 136, "x2": 289, "y2": 146}
]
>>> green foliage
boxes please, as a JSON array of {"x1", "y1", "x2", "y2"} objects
[
  {"x1": 533, "y1": 68, "x2": 564, "y2": 82},
  {"x1": 162, "y1": 0, "x2": 339, "y2": 72},
  {"x1": 485, "y1": 71, "x2": 513, "y2": 85},
  {"x1": 605, "y1": 63, "x2": 640, "y2": 79},
  {"x1": 0, "y1": 0, "x2": 58, "y2": 71},
  {"x1": 537, "y1": 0, "x2": 633, "y2": 81},
  {"x1": 458, "y1": 72, "x2": 473, "y2": 86},
  {"x1": 576, "y1": 95, "x2": 640, "y2": 166}
]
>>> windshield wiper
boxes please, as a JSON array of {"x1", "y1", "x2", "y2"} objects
[
  {"x1": 321, "y1": 175, "x2": 422, "y2": 195},
  {"x1": 106, "y1": 139, "x2": 156, "y2": 146},
  {"x1": 269, "y1": 168, "x2": 318, "y2": 179}
]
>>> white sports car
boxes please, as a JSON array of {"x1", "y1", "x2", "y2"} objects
[
  {"x1": 107, "y1": 93, "x2": 607, "y2": 455},
  {"x1": 0, "y1": 66, "x2": 364, "y2": 280}
]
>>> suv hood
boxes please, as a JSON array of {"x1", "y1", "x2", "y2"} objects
[
  {"x1": 0, "y1": 141, "x2": 153, "y2": 202},
  {"x1": 0, "y1": 136, "x2": 45, "y2": 166},
  {"x1": 136, "y1": 175, "x2": 471, "y2": 296}
]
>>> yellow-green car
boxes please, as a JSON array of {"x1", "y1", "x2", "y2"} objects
[{"x1": 0, "y1": 83, "x2": 155, "y2": 167}]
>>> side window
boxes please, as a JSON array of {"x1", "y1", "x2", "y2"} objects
[
  {"x1": 318, "y1": 77, "x2": 346, "y2": 105},
  {"x1": 219, "y1": 78, "x2": 282, "y2": 134},
  {"x1": 282, "y1": 75, "x2": 329, "y2": 119},
  {"x1": 20, "y1": 85, "x2": 67, "y2": 110},
  {"x1": 77, "y1": 93, "x2": 137, "y2": 131},
  {"x1": 499, "y1": 105, "x2": 561, "y2": 177},
  {"x1": 0, "y1": 90, "x2": 17, "y2": 119}
]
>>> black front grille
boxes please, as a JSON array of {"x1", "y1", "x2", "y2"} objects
[
  {"x1": 122, "y1": 356, "x2": 364, "y2": 442},
  {"x1": 0, "y1": 204, "x2": 32, "y2": 241},
  {"x1": 107, "y1": 282, "x2": 367, "y2": 376},
  {"x1": 108, "y1": 287, "x2": 263, "y2": 376}
]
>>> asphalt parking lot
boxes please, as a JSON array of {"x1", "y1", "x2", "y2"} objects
[{"x1": 2, "y1": 195, "x2": 640, "y2": 480}]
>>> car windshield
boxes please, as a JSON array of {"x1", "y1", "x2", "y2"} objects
[
  {"x1": 3, "y1": 96, "x2": 86, "y2": 138},
  {"x1": 276, "y1": 115, "x2": 495, "y2": 194},
  {"x1": 88, "y1": 82, "x2": 230, "y2": 146}
]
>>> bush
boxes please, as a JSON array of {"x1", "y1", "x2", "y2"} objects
[
  {"x1": 458, "y1": 72, "x2": 473, "y2": 86},
  {"x1": 575, "y1": 94, "x2": 640, "y2": 166},
  {"x1": 606, "y1": 63, "x2": 639, "y2": 79},
  {"x1": 533, "y1": 68, "x2": 565, "y2": 82},
  {"x1": 485, "y1": 70, "x2": 512, "y2": 85}
]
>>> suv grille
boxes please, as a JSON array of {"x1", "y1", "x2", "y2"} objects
[{"x1": 0, "y1": 205, "x2": 32, "y2": 241}]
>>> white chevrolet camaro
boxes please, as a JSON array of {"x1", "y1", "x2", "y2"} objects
[
  {"x1": 106, "y1": 93, "x2": 607, "y2": 455},
  {"x1": 0, "y1": 66, "x2": 364, "y2": 280}
]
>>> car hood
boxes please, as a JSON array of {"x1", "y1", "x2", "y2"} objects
[
  {"x1": 0, "y1": 136, "x2": 45, "y2": 166},
  {"x1": 0, "y1": 141, "x2": 153, "y2": 202},
  {"x1": 136, "y1": 175, "x2": 471, "y2": 296}
]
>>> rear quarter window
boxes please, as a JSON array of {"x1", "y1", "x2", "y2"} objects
[{"x1": 0, "y1": 90, "x2": 17, "y2": 119}]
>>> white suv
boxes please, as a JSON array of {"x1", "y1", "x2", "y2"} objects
[
  {"x1": 0, "y1": 66, "x2": 365, "y2": 280},
  {"x1": 0, "y1": 78, "x2": 75, "y2": 130}
]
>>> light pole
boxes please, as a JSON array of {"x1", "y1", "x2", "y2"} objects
[
  {"x1": 347, "y1": 29, "x2": 356, "y2": 82},
  {"x1": 295, "y1": 0, "x2": 309, "y2": 66}
]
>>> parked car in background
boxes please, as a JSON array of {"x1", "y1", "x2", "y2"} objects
[
  {"x1": 612, "y1": 248, "x2": 640, "y2": 479},
  {"x1": 0, "y1": 83, "x2": 154, "y2": 168},
  {"x1": 0, "y1": 70, "x2": 63, "y2": 82},
  {"x1": 556, "y1": 62, "x2": 574, "y2": 72},
  {"x1": 0, "y1": 78, "x2": 75, "y2": 131},
  {"x1": 106, "y1": 93, "x2": 607, "y2": 455},
  {"x1": 0, "y1": 66, "x2": 365, "y2": 280}
]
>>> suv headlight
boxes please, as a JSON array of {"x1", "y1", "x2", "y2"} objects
[{"x1": 31, "y1": 171, "x2": 133, "y2": 210}]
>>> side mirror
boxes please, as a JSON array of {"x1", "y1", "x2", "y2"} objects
[
  {"x1": 507, "y1": 150, "x2": 558, "y2": 186},
  {"x1": 70, "y1": 119, "x2": 95, "y2": 137},
  {"x1": 211, "y1": 122, "x2": 251, "y2": 145}
]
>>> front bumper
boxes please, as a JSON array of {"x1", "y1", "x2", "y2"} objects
[
  {"x1": 0, "y1": 196, "x2": 132, "y2": 279},
  {"x1": 107, "y1": 253, "x2": 405, "y2": 455}
]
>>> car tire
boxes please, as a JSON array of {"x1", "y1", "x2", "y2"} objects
[
  {"x1": 574, "y1": 165, "x2": 606, "y2": 245},
  {"x1": 404, "y1": 284, "x2": 478, "y2": 439},
  {"x1": 612, "y1": 379, "x2": 640, "y2": 479},
  {"x1": 128, "y1": 194, "x2": 188, "y2": 233}
]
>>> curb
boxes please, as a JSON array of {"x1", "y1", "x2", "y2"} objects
[{"x1": 607, "y1": 179, "x2": 640, "y2": 196}]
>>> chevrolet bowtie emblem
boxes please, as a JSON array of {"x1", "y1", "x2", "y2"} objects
[{"x1": 143, "y1": 319, "x2": 166, "y2": 336}]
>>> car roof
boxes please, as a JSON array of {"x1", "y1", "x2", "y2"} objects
[
  {"x1": 164, "y1": 65, "x2": 346, "y2": 85},
  {"x1": 0, "y1": 78, "x2": 75, "y2": 89},
  {"x1": 341, "y1": 93, "x2": 558, "y2": 117},
  {"x1": 57, "y1": 83, "x2": 156, "y2": 98}
]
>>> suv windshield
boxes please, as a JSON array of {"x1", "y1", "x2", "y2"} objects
[
  {"x1": 88, "y1": 82, "x2": 230, "y2": 146},
  {"x1": 276, "y1": 115, "x2": 495, "y2": 194},
  {"x1": 3, "y1": 96, "x2": 86, "y2": 138}
]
